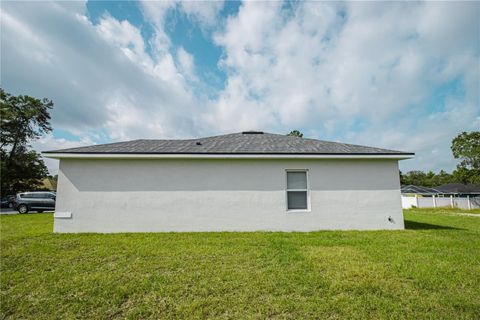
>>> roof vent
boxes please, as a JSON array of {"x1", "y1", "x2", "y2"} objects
[
  {"x1": 196, "y1": 141, "x2": 202, "y2": 145},
  {"x1": 242, "y1": 131, "x2": 264, "y2": 134}
]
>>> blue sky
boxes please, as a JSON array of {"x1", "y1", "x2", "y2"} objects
[{"x1": 1, "y1": 1, "x2": 479, "y2": 174}]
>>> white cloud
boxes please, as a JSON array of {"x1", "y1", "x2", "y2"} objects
[
  {"x1": 140, "y1": 0, "x2": 224, "y2": 30},
  {"x1": 176, "y1": 47, "x2": 197, "y2": 81},
  {"x1": 203, "y1": 75, "x2": 276, "y2": 132},
  {"x1": 179, "y1": 1, "x2": 224, "y2": 28},
  {"x1": 95, "y1": 13, "x2": 152, "y2": 70},
  {"x1": 32, "y1": 134, "x2": 95, "y2": 174}
]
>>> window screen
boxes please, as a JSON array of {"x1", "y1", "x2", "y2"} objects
[
  {"x1": 286, "y1": 171, "x2": 308, "y2": 210},
  {"x1": 287, "y1": 172, "x2": 307, "y2": 189}
]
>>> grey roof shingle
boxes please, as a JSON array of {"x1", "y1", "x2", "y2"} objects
[
  {"x1": 436, "y1": 183, "x2": 480, "y2": 194},
  {"x1": 43, "y1": 131, "x2": 414, "y2": 155},
  {"x1": 401, "y1": 185, "x2": 442, "y2": 195}
]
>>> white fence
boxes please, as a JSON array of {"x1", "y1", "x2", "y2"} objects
[{"x1": 401, "y1": 195, "x2": 480, "y2": 209}]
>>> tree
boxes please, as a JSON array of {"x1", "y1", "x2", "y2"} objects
[
  {"x1": 451, "y1": 131, "x2": 480, "y2": 184},
  {"x1": 400, "y1": 169, "x2": 454, "y2": 187},
  {"x1": 0, "y1": 89, "x2": 53, "y2": 194},
  {"x1": 1, "y1": 146, "x2": 49, "y2": 193},
  {"x1": 401, "y1": 170, "x2": 429, "y2": 186},
  {"x1": 432, "y1": 170, "x2": 453, "y2": 186},
  {"x1": 287, "y1": 130, "x2": 304, "y2": 138},
  {"x1": 451, "y1": 167, "x2": 473, "y2": 184}
]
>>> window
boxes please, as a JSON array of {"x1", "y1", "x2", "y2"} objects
[
  {"x1": 25, "y1": 193, "x2": 48, "y2": 199},
  {"x1": 286, "y1": 170, "x2": 309, "y2": 211},
  {"x1": 31, "y1": 193, "x2": 44, "y2": 198}
]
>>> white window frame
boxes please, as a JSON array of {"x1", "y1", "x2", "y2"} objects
[{"x1": 285, "y1": 169, "x2": 310, "y2": 212}]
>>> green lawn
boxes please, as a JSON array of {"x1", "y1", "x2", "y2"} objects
[{"x1": 1, "y1": 209, "x2": 479, "y2": 319}]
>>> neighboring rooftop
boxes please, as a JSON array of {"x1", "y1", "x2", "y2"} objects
[
  {"x1": 401, "y1": 184, "x2": 480, "y2": 195},
  {"x1": 43, "y1": 131, "x2": 414, "y2": 156},
  {"x1": 436, "y1": 183, "x2": 480, "y2": 194},
  {"x1": 401, "y1": 185, "x2": 443, "y2": 195}
]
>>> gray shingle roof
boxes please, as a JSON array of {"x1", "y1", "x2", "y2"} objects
[
  {"x1": 401, "y1": 185, "x2": 442, "y2": 195},
  {"x1": 436, "y1": 183, "x2": 480, "y2": 194},
  {"x1": 43, "y1": 131, "x2": 413, "y2": 155}
]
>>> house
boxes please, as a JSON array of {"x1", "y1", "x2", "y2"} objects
[
  {"x1": 401, "y1": 185, "x2": 442, "y2": 196},
  {"x1": 400, "y1": 183, "x2": 480, "y2": 209},
  {"x1": 43, "y1": 131, "x2": 414, "y2": 233},
  {"x1": 400, "y1": 185, "x2": 446, "y2": 209},
  {"x1": 436, "y1": 183, "x2": 480, "y2": 196},
  {"x1": 401, "y1": 184, "x2": 480, "y2": 197}
]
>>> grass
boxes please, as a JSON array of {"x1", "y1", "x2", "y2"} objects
[
  {"x1": 1, "y1": 209, "x2": 479, "y2": 319},
  {"x1": 408, "y1": 207, "x2": 480, "y2": 215}
]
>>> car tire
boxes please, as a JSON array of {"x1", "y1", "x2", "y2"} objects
[{"x1": 18, "y1": 204, "x2": 28, "y2": 214}]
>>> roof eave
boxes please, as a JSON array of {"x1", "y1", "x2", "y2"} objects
[{"x1": 42, "y1": 152, "x2": 414, "y2": 160}]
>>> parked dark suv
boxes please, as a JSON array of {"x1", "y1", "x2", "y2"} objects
[{"x1": 14, "y1": 192, "x2": 56, "y2": 214}]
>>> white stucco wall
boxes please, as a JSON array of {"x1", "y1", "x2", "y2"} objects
[{"x1": 54, "y1": 158, "x2": 404, "y2": 232}]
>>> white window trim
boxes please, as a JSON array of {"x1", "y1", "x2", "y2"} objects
[{"x1": 285, "y1": 169, "x2": 311, "y2": 213}]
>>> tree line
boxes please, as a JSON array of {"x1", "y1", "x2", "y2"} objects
[
  {"x1": 400, "y1": 169, "x2": 471, "y2": 187},
  {"x1": 1, "y1": 89, "x2": 479, "y2": 195}
]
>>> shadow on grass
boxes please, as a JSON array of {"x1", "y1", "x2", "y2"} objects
[{"x1": 404, "y1": 220, "x2": 461, "y2": 230}]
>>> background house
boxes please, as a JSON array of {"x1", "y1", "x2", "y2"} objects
[
  {"x1": 401, "y1": 185, "x2": 442, "y2": 196},
  {"x1": 401, "y1": 184, "x2": 480, "y2": 209},
  {"x1": 436, "y1": 183, "x2": 480, "y2": 197}
]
